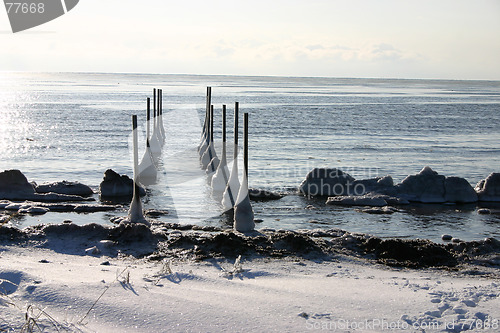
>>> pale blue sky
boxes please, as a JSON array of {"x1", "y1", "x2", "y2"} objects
[{"x1": 1, "y1": 0, "x2": 499, "y2": 79}]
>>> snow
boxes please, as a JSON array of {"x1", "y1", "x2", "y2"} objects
[{"x1": 1, "y1": 230, "x2": 499, "y2": 332}]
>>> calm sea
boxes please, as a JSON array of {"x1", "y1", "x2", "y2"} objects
[{"x1": 1, "y1": 72, "x2": 499, "y2": 242}]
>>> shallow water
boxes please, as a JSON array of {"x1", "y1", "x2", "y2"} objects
[{"x1": 1, "y1": 72, "x2": 499, "y2": 242}]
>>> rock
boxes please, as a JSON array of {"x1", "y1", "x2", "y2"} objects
[
  {"x1": 475, "y1": 173, "x2": 500, "y2": 202},
  {"x1": 0, "y1": 170, "x2": 91, "y2": 202},
  {"x1": 395, "y1": 166, "x2": 446, "y2": 203},
  {"x1": 85, "y1": 246, "x2": 101, "y2": 255},
  {"x1": 0, "y1": 214, "x2": 10, "y2": 224},
  {"x1": 99, "y1": 169, "x2": 146, "y2": 198},
  {"x1": 18, "y1": 206, "x2": 49, "y2": 215},
  {"x1": 248, "y1": 188, "x2": 283, "y2": 201},
  {"x1": 298, "y1": 168, "x2": 356, "y2": 196},
  {"x1": 35, "y1": 181, "x2": 94, "y2": 196},
  {"x1": 0, "y1": 169, "x2": 35, "y2": 195},
  {"x1": 73, "y1": 204, "x2": 118, "y2": 213},
  {"x1": 352, "y1": 176, "x2": 395, "y2": 195},
  {"x1": 5, "y1": 203, "x2": 29, "y2": 211},
  {"x1": 144, "y1": 209, "x2": 169, "y2": 217},
  {"x1": 444, "y1": 177, "x2": 477, "y2": 203},
  {"x1": 395, "y1": 167, "x2": 477, "y2": 203},
  {"x1": 441, "y1": 234, "x2": 453, "y2": 241},
  {"x1": 361, "y1": 206, "x2": 397, "y2": 214},
  {"x1": 326, "y1": 195, "x2": 388, "y2": 207}
]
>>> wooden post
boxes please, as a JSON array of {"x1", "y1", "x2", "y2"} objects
[
  {"x1": 234, "y1": 102, "x2": 239, "y2": 159},
  {"x1": 146, "y1": 97, "x2": 150, "y2": 146},
  {"x1": 153, "y1": 88, "x2": 157, "y2": 118},
  {"x1": 132, "y1": 115, "x2": 139, "y2": 182},
  {"x1": 159, "y1": 89, "x2": 162, "y2": 115},
  {"x1": 222, "y1": 104, "x2": 226, "y2": 143},
  {"x1": 158, "y1": 89, "x2": 162, "y2": 116},
  {"x1": 210, "y1": 105, "x2": 214, "y2": 143},
  {"x1": 244, "y1": 112, "x2": 248, "y2": 180},
  {"x1": 204, "y1": 87, "x2": 211, "y2": 136}
]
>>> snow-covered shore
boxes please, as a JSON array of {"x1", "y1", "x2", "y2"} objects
[{"x1": 1, "y1": 223, "x2": 499, "y2": 332}]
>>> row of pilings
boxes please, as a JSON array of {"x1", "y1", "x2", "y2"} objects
[
  {"x1": 198, "y1": 87, "x2": 255, "y2": 232},
  {"x1": 127, "y1": 87, "x2": 255, "y2": 232}
]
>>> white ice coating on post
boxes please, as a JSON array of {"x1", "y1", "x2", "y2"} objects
[
  {"x1": 138, "y1": 98, "x2": 158, "y2": 185},
  {"x1": 158, "y1": 89, "x2": 166, "y2": 145},
  {"x1": 128, "y1": 115, "x2": 149, "y2": 225},
  {"x1": 211, "y1": 105, "x2": 229, "y2": 200},
  {"x1": 206, "y1": 156, "x2": 220, "y2": 180},
  {"x1": 221, "y1": 147, "x2": 239, "y2": 211},
  {"x1": 201, "y1": 140, "x2": 216, "y2": 170},
  {"x1": 198, "y1": 87, "x2": 211, "y2": 154},
  {"x1": 150, "y1": 89, "x2": 162, "y2": 156},
  {"x1": 234, "y1": 111, "x2": 254, "y2": 232},
  {"x1": 233, "y1": 171, "x2": 254, "y2": 232},
  {"x1": 211, "y1": 143, "x2": 229, "y2": 199}
]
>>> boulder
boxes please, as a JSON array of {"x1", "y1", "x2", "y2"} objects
[
  {"x1": 475, "y1": 173, "x2": 500, "y2": 202},
  {"x1": 395, "y1": 167, "x2": 478, "y2": 204},
  {"x1": 0, "y1": 170, "x2": 36, "y2": 195},
  {"x1": 298, "y1": 168, "x2": 355, "y2": 196},
  {"x1": 248, "y1": 188, "x2": 283, "y2": 201},
  {"x1": 35, "y1": 181, "x2": 94, "y2": 196},
  {"x1": 395, "y1": 166, "x2": 446, "y2": 203},
  {"x1": 352, "y1": 175, "x2": 395, "y2": 195},
  {"x1": 0, "y1": 170, "x2": 90, "y2": 202},
  {"x1": 99, "y1": 169, "x2": 146, "y2": 198},
  {"x1": 444, "y1": 177, "x2": 477, "y2": 203}
]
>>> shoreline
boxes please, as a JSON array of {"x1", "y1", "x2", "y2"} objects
[
  {"x1": 1, "y1": 221, "x2": 499, "y2": 275},
  {"x1": 1, "y1": 221, "x2": 499, "y2": 332}
]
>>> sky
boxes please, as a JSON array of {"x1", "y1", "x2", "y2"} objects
[{"x1": 1, "y1": 0, "x2": 499, "y2": 80}]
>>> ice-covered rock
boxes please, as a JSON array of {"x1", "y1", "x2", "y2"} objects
[
  {"x1": 444, "y1": 176, "x2": 477, "y2": 203},
  {"x1": 18, "y1": 206, "x2": 50, "y2": 215},
  {"x1": 35, "y1": 180, "x2": 94, "y2": 196},
  {"x1": 99, "y1": 169, "x2": 146, "y2": 198},
  {"x1": 0, "y1": 169, "x2": 36, "y2": 195},
  {"x1": 326, "y1": 195, "x2": 388, "y2": 207},
  {"x1": 299, "y1": 168, "x2": 356, "y2": 196},
  {"x1": 299, "y1": 168, "x2": 395, "y2": 197},
  {"x1": 475, "y1": 173, "x2": 500, "y2": 202},
  {"x1": 395, "y1": 166, "x2": 446, "y2": 203},
  {"x1": 395, "y1": 166, "x2": 477, "y2": 203},
  {"x1": 248, "y1": 188, "x2": 283, "y2": 201},
  {"x1": 0, "y1": 170, "x2": 91, "y2": 202},
  {"x1": 352, "y1": 175, "x2": 395, "y2": 195}
]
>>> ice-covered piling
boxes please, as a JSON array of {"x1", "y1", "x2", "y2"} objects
[
  {"x1": 222, "y1": 102, "x2": 240, "y2": 211},
  {"x1": 234, "y1": 113, "x2": 255, "y2": 232},
  {"x1": 138, "y1": 97, "x2": 158, "y2": 185},
  {"x1": 198, "y1": 87, "x2": 211, "y2": 154},
  {"x1": 127, "y1": 115, "x2": 148, "y2": 226},
  {"x1": 212, "y1": 104, "x2": 230, "y2": 200},
  {"x1": 201, "y1": 105, "x2": 218, "y2": 170},
  {"x1": 149, "y1": 88, "x2": 162, "y2": 156},
  {"x1": 158, "y1": 89, "x2": 166, "y2": 144},
  {"x1": 205, "y1": 105, "x2": 220, "y2": 176}
]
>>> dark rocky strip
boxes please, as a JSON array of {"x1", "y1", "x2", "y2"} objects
[{"x1": 1, "y1": 223, "x2": 498, "y2": 275}]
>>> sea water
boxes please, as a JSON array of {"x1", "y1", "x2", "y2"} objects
[{"x1": 1, "y1": 72, "x2": 499, "y2": 242}]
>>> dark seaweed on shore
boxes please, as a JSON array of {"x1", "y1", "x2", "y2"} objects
[{"x1": 1, "y1": 223, "x2": 499, "y2": 275}]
